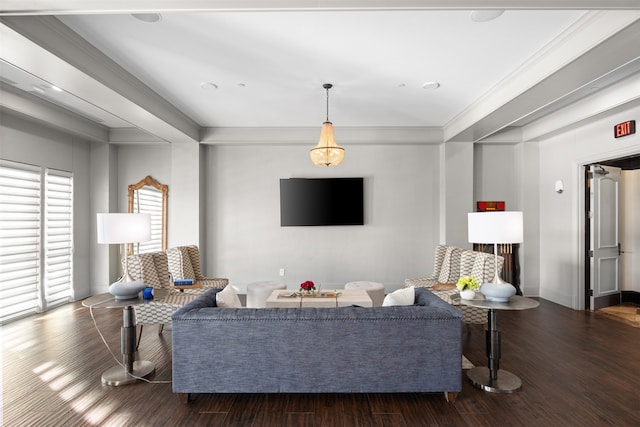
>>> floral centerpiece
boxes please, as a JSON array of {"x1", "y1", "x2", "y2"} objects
[
  {"x1": 456, "y1": 276, "x2": 479, "y2": 300},
  {"x1": 299, "y1": 280, "x2": 316, "y2": 295}
]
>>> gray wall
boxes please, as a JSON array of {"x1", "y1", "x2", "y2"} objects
[{"x1": 204, "y1": 143, "x2": 441, "y2": 292}]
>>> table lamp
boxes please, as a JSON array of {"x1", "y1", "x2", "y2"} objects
[
  {"x1": 468, "y1": 211, "x2": 523, "y2": 302},
  {"x1": 97, "y1": 213, "x2": 151, "y2": 299}
]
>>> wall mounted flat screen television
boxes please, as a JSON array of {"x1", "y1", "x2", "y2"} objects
[{"x1": 280, "y1": 178, "x2": 364, "y2": 226}]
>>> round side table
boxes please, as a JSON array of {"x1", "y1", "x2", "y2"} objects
[
  {"x1": 460, "y1": 294, "x2": 540, "y2": 393},
  {"x1": 83, "y1": 289, "x2": 167, "y2": 386}
]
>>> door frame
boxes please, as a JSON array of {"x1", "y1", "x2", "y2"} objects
[
  {"x1": 585, "y1": 164, "x2": 622, "y2": 310},
  {"x1": 576, "y1": 149, "x2": 639, "y2": 310}
]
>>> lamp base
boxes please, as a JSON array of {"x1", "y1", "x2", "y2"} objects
[
  {"x1": 109, "y1": 280, "x2": 146, "y2": 300},
  {"x1": 480, "y1": 282, "x2": 516, "y2": 302}
]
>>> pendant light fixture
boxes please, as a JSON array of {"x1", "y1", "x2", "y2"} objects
[{"x1": 310, "y1": 83, "x2": 345, "y2": 166}]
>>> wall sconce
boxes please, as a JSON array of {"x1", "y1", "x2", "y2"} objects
[{"x1": 555, "y1": 180, "x2": 564, "y2": 194}]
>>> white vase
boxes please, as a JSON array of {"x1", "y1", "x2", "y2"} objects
[
  {"x1": 459, "y1": 289, "x2": 476, "y2": 300},
  {"x1": 480, "y1": 282, "x2": 516, "y2": 302}
]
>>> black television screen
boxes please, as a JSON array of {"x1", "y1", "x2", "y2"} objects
[{"x1": 280, "y1": 178, "x2": 364, "y2": 226}]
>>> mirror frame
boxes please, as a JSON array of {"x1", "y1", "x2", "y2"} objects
[{"x1": 128, "y1": 175, "x2": 168, "y2": 254}]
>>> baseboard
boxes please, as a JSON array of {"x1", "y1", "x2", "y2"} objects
[{"x1": 621, "y1": 291, "x2": 640, "y2": 304}]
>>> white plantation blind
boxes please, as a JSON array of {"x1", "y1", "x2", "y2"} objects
[
  {"x1": 133, "y1": 186, "x2": 162, "y2": 254},
  {"x1": 0, "y1": 161, "x2": 74, "y2": 324},
  {"x1": 44, "y1": 169, "x2": 74, "y2": 307},
  {"x1": 0, "y1": 161, "x2": 42, "y2": 323}
]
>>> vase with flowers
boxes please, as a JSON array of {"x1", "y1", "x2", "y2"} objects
[
  {"x1": 299, "y1": 280, "x2": 316, "y2": 295},
  {"x1": 456, "y1": 276, "x2": 479, "y2": 300}
]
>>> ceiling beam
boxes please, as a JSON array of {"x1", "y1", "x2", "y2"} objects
[
  {"x1": 444, "y1": 11, "x2": 640, "y2": 142},
  {"x1": 0, "y1": 85, "x2": 109, "y2": 142},
  {"x1": 0, "y1": 16, "x2": 201, "y2": 144},
  {"x1": 200, "y1": 126, "x2": 443, "y2": 145},
  {"x1": 2, "y1": 1, "x2": 640, "y2": 15}
]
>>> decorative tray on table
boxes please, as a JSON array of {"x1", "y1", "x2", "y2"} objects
[{"x1": 277, "y1": 291, "x2": 341, "y2": 299}]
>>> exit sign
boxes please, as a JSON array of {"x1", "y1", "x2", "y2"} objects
[{"x1": 614, "y1": 120, "x2": 635, "y2": 138}]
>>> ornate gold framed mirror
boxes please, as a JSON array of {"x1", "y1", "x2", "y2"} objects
[{"x1": 128, "y1": 176, "x2": 168, "y2": 255}]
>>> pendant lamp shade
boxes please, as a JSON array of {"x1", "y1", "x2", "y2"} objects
[
  {"x1": 310, "y1": 84, "x2": 344, "y2": 167},
  {"x1": 310, "y1": 121, "x2": 345, "y2": 166}
]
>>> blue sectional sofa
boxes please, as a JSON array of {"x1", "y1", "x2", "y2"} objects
[{"x1": 172, "y1": 287, "x2": 463, "y2": 403}]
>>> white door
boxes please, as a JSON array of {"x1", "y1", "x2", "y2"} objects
[{"x1": 589, "y1": 164, "x2": 621, "y2": 310}]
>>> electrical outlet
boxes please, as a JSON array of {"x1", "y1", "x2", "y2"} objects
[{"x1": 279, "y1": 268, "x2": 285, "y2": 276}]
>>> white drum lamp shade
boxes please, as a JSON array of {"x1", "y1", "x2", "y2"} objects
[
  {"x1": 97, "y1": 213, "x2": 152, "y2": 244},
  {"x1": 468, "y1": 211, "x2": 523, "y2": 302},
  {"x1": 97, "y1": 213, "x2": 151, "y2": 299},
  {"x1": 468, "y1": 211, "x2": 523, "y2": 245}
]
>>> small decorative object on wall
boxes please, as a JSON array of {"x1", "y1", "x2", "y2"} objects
[
  {"x1": 476, "y1": 201, "x2": 505, "y2": 212},
  {"x1": 555, "y1": 180, "x2": 564, "y2": 194},
  {"x1": 613, "y1": 119, "x2": 635, "y2": 138}
]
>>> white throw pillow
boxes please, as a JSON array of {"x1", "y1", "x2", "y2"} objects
[
  {"x1": 382, "y1": 286, "x2": 415, "y2": 306},
  {"x1": 216, "y1": 285, "x2": 242, "y2": 308}
]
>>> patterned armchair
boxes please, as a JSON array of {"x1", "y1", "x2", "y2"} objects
[
  {"x1": 405, "y1": 245, "x2": 461, "y2": 288},
  {"x1": 405, "y1": 245, "x2": 504, "y2": 324},
  {"x1": 126, "y1": 251, "x2": 202, "y2": 347},
  {"x1": 431, "y1": 250, "x2": 503, "y2": 324},
  {"x1": 167, "y1": 245, "x2": 228, "y2": 289}
]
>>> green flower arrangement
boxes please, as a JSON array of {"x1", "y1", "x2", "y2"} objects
[{"x1": 456, "y1": 276, "x2": 479, "y2": 291}]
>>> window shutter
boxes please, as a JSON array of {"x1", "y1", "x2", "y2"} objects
[
  {"x1": 44, "y1": 169, "x2": 74, "y2": 307},
  {"x1": 0, "y1": 161, "x2": 42, "y2": 323}
]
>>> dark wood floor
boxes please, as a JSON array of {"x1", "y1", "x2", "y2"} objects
[{"x1": 3, "y1": 297, "x2": 640, "y2": 426}]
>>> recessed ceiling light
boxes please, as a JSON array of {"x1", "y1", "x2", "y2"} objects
[
  {"x1": 200, "y1": 82, "x2": 218, "y2": 90},
  {"x1": 422, "y1": 82, "x2": 440, "y2": 90},
  {"x1": 470, "y1": 10, "x2": 504, "y2": 22},
  {"x1": 237, "y1": 83, "x2": 246, "y2": 88},
  {"x1": 398, "y1": 83, "x2": 406, "y2": 88},
  {"x1": 132, "y1": 13, "x2": 162, "y2": 23}
]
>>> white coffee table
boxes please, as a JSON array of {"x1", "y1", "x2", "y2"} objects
[{"x1": 265, "y1": 288, "x2": 372, "y2": 308}]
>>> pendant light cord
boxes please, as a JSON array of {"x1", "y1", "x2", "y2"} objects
[
  {"x1": 325, "y1": 86, "x2": 330, "y2": 121},
  {"x1": 323, "y1": 83, "x2": 332, "y2": 122}
]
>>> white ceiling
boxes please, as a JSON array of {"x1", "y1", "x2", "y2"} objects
[{"x1": 1, "y1": 1, "x2": 640, "y2": 144}]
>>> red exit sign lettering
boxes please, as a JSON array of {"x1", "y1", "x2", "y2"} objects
[{"x1": 614, "y1": 120, "x2": 635, "y2": 138}]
